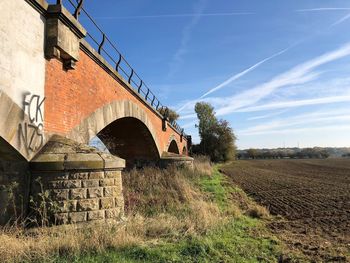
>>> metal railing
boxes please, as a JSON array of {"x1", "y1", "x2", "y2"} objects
[{"x1": 55, "y1": 0, "x2": 185, "y2": 136}]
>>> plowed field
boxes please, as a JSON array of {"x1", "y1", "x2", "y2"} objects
[{"x1": 221, "y1": 159, "x2": 350, "y2": 261}]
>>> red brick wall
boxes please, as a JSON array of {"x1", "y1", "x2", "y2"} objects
[{"x1": 44, "y1": 50, "x2": 188, "y2": 155}]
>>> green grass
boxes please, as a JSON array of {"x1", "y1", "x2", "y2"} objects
[
  {"x1": 196, "y1": 165, "x2": 243, "y2": 211},
  {"x1": 197, "y1": 166, "x2": 228, "y2": 210},
  {"x1": 57, "y1": 216, "x2": 280, "y2": 263},
  {"x1": 54, "y1": 166, "x2": 282, "y2": 263}
]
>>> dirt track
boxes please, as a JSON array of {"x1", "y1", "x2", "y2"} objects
[{"x1": 221, "y1": 159, "x2": 350, "y2": 262}]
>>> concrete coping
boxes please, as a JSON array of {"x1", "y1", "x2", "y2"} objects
[
  {"x1": 30, "y1": 135, "x2": 125, "y2": 171},
  {"x1": 47, "y1": 4, "x2": 87, "y2": 39},
  {"x1": 25, "y1": 0, "x2": 49, "y2": 15},
  {"x1": 160, "y1": 152, "x2": 194, "y2": 161}
]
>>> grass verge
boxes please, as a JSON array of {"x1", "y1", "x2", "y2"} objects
[
  {"x1": 59, "y1": 217, "x2": 279, "y2": 263},
  {"x1": 0, "y1": 158, "x2": 289, "y2": 262}
]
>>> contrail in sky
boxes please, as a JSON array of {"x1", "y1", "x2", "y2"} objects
[
  {"x1": 297, "y1": 8, "x2": 350, "y2": 12},
  {"x1": 178, "y1": 7, "x2": 350, "y2": 114},
  {"x1": 213, "y1": 42, "x2": 350, "y2": 116},
  {"x1": 296, "y1": 7, "x2": 350, "y2": 27},
  {"x1": 331, "y1": 12, "x2": 350, "y2": 26},
  {"x1": 177, "y1": 45, "x2": 295, "y2": 112},
  {"x1": 167, "y1": 0, "x2": 208, "y2": 78},
  {"x1": 199, "y1": 46, "x2": 293, "y2": 99},
  {"x1": 93, "y1": 12, "x2": 254, "y2": 20}
]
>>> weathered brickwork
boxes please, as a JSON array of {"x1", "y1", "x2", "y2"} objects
[
  {"x1": 44, "y1": 49, "x2": 188, "y2": 155},
  {"x1": 31, "y1": 169, "x2": 124, "y2": 225}
]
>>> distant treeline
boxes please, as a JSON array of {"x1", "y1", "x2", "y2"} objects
[{"x1": 237, "y1": 147, "x2": 350, "y2": 160}]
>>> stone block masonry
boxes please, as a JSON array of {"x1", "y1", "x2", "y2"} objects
[
  {"x1": 31, "y1": 170, "x2": 124, "y2": 224},
  {"x1": 29, "y1": 135, "x2": 125, "y2": 225}
]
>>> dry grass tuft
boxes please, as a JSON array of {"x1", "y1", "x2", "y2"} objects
[
  {"x1": 0, "y1": 221, "x2": 143, "y2": 263},
  {"x1": 245, "y1": 205, "x2": 270, "y2": 219},
  {"x1": 1, "y1": 157, "x2": 278, "y2": 263},
  {"x1": 193, "y1": 155, "x2": 212, "y2": 176},
  {"x1": 224, "y1": 203, "x2": 242, "y2": 218},
  {"x1": 187, "y1": 200, "x2": 220, "y2": 233},
  {"x1": 0, "y1": 156, "x2": 224, "y2": 262},
  {"x1": 123, "y1": 166, "x2": 201, "y2": 216},
  {"x1": 0, "y1": 202, "x2": 133, "y2": 262}
]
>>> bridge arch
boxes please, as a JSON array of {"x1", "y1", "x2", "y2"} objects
[
  {"x1": 168, "y1": 139, "x2": 180, "y2": 154},
  {"x1": 97, "y1": 117, "x2": 160, "y2": 167},
  {"x1": 68, "y1": 100, "x2": 162, "y2": 166},
  {"x1": 182, "y1": 146, "x2": 187, "y2": 155}
]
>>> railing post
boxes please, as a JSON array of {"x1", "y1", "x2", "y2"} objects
[
  {"x1": 137, "y1": 80, "x2": 143, "y2": 93},
  {"x1": 115, "y1": 54, "x2": 122, "y2": 72},
  {"x1": 145, "y1": 89, "x2": 150, "y2": 101},
  {"x1": 74, "y1": 0, "x2": 84, "y2": 20},
  {"x1": 98, "y1": 33, "x2": 105, "y2": 54},
  {"x1": 128, "y1": 69, "x2": 134, "y2": 84}
]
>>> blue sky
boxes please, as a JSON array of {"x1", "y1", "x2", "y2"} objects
[{"x1": 75, "y1": 0, "x2": 350, "y2": 149}]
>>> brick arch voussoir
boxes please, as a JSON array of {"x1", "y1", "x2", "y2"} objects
[{"x1": 67, "y1": 100, "x2": 162, "y2": 157}]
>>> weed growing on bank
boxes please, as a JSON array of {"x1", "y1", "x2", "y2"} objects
[{"x1": 0, "y1": 157, "x2": 285, "y2": 262}]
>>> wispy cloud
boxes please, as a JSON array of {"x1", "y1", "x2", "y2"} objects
[
  {"x1": 178, "y1": 42, "x2": 350, "y2": 121},
  {"x1": 295, "y1": 7, "x2": 350, "y2": 27},
  {"x1": 296, "y1": 8, "x2": 350, "y2": 12},
  {"x1": 167, "y1": 0, "x2": 207, "y2": 78},
  {"x1": 167, "y1": 2, "x2": 254, "y2": 78},
  {"x1": 94, "y1": 12, "x2": 254, "y2": 20},
  {"x1": 247, "y1": 110, "x2": 288, "y2": 121},
  {"x1": 181, "y1": 113, "x2": 197, "y2": 120},
  {"x1": 175, "y1": 5, "x2": 350, "y2": 119},
  {"x1": 240, "y1": 124, "x2": 350, "y2": 136},
  {"x1": 236, "y1": 95, "x2": 350, "y2": 113},
  {"x1": 199, "y1": 46, "x2": 294, "y2": 99},
  {"x1": 182, "y1": 120, "x2": 198, "y2": 129},
  {"x1": 240, "y1": 108, "x2": 350, "y2": 135},
  {"x1": 214, "y1": 42, "x2": 350, "y2": 116},
  {"x1": 177, "y1": 46, "x2": 293, "y2": 113},
  {"x1": 179, "y1": 92, "x2": 350, "y2": 121}
]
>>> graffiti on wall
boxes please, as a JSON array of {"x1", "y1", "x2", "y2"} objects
[{"x1": 18, "y1": 92, "x2": 45, "y2": 153}]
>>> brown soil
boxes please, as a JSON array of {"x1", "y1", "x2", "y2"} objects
[{"x1": 221, "y1": 159, "x2": 350, "y2": 262}]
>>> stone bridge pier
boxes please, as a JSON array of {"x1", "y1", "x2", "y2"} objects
[{"x1": 30, "y1": 136, "x2": 126, "y2": 225}]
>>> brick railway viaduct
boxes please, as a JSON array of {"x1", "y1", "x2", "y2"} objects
[{"x1": 0, "y1": 0, "x2": 192, "y2": 225}]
